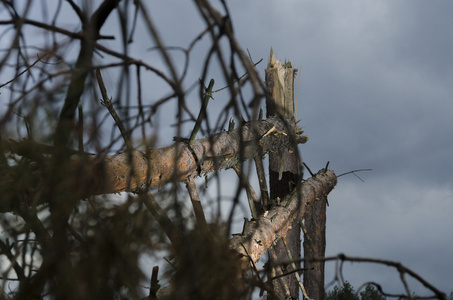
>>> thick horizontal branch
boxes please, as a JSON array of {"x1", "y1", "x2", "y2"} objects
[
  {"x1": 73, "y1": 116, "x2": 307, "y2": 195},
  {"x1": 229, "y1": 169, "x2": 337, "y2": 271},
  {"x1": 0, "y1": 117, "x2": 306, "y2": 211}
]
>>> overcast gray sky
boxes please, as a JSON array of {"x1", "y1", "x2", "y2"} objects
[
  {"x1": 1, "y1": 0, "x2": 452, "y2": 297},
  {"x1": 149, "y1": 0, "x2": 453, "y2": 296},
  {"x1": 130, "y1": 0, "x2": 453, "y2": 295},
  {"x1": 221, "y1": 0, "x2": 453, "y2": 296}
]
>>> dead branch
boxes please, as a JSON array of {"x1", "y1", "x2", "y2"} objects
[
  {"x1": 0, "y1": 116, "x2": 308, "y2": 210},
  {"x1": 74, "y1": 116, "x2": 307, "y2": 195},
  {"x1": 230, "y1": 169, "x2": 337, "y2": 271},
  {"x1": 54, "y1": 0, "x2": 121, "y2": 150},
  {"x1": 186, "y1": 177, "x2": 209, "y2": 232},
  {"x1": 311, "y1": 254, "x2": 448, "y2": 300},
  {"x1": 96, "y1": 69, "x2": 132, "y2": 150},
  {"x1": 337, "y1": 168, "x2": 372, "y2": 182},
  {"x1": 154, "y1": 169, "x2": 335, "y2": 300},
  {"x1": 233, "y1": 164, "x2": 262, "y2": 218}
]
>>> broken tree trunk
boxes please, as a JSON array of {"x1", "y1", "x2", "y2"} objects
[
  {"x1": 230, "y1": 169, "x2": 336, "y2": 272},
  {"x1": 303, "y1": 193, "x2": 327, "y2": 300},
  {"x1": 156, "y1": 169, "x2": 336, "y2": 299},
  {"x1": 0, "y1": 116, "x2": 307, "y2": 212},
  {"x1": 265, "y1": 49, "x2": 301, "y2": 299}
]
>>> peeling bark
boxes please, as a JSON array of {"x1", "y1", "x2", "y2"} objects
[{"x1": 230, "y1": 169, "x2": 336, "y2": 272}]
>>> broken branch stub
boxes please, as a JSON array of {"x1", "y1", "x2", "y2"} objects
[
  {"x1": 78, "y1": 116, "x2": 308, "y2": 195},
  {"x1": 229, "y1": 169, "x2": 337, "y2": 271}
]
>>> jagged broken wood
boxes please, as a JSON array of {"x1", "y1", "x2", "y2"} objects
[
  {"x1": 266, "y1": 47, "x2": 300, "y2": 299},
  {"x1": 230, "y1": 169, "x2": 337, "y2": 271}
]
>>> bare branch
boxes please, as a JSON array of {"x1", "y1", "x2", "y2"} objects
[
  {"x1": 0, "y1": 116, "x2": 308, "y2": 210},
  {"x1": 186, "y1": 177, "x2": 209, "y2": 232},
  {"x1": 308, "y1": 254, "x2": 448, "y2": 300},
  {"x1": 230, "y1": 169, "x2": 337, "y2": 271},
  {"x1": 233, "y1": 164, "x2": 262, "y2": 218},
  {"x1": 95, "y1": 68, "x2": 132, "y2": 150},
  {"x1": 75, "y1": 116, "x2": 308, "y2": 196}
]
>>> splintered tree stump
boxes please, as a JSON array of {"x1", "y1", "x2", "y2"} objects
[{"x1": 265, "y1": 49, "x2": 301, "y2": 299}]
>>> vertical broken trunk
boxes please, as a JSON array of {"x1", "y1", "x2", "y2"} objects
[
  {"x1": 303, "y1": 194, "x2": 327, "y2": 299},
  {"x1": 265, "y1": 49, "x2": 301, "y2": 299}
]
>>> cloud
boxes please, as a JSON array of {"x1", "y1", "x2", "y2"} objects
[
  {"x1": 220, "y1": 3, "x2": 453, "y2": 293},
  {"x1": 326, "y1": 178, "x2": 453, "y2": 294},
  {"x1": 143, "y1": 1, "x2": 453, "y2": 294}
]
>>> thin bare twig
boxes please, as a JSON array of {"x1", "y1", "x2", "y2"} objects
[
  {"x1": 337, "y1": 168, "x2": 372, "y2": 182},
  {"x1": 95, "y1": 68, "x2": 132, "y2": 150},
  {"x1": 188, "y1": 79, "x2": 215, "y2": 146},
  {"x1": 306, "y1": 254, "x2": 447, "y2": 300},
  {"x1": 233, "y1": 164, "x2": 262, "y2": 218},
  {"x1": 282, "y1": 237, "x2": 313, "y2": 300},
  {"x1": 0, "y1": 53, "x2": 49, "y2": 89},
  {"x1": 140, "y1": 192, "x2": 181, "y2": 248},
  {"x1": 186, "y1": 177, "x2": 209, "y2": 232}
]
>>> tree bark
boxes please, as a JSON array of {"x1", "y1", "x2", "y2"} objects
[
  {"x1": 79, "y1": 116, "x2": 307, "y2": 195},
  {"x1": 303, "y1": 194, "x2": 327, "y2": 299},
  {"x1": 158, "y1": 170, "x2": 336, "y2": 299},
  {"x1": 230, "y1": 169, "x2": 336, "y2": 272},
  {"x1": 265, "y1": 49, "x2": 301, "y2": 299},
  {"x1": 0, "y1": 116, "x2": 307, "y2": 211}
]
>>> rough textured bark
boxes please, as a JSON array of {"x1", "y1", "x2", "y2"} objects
[
  {"x1": 0, "y1": 116, "x2": 307, "y2": 211},
  {"x1": 265, "y1": 49, "x2": 301, "y2": 299},
  {"x1": 84, "y1": 116, "x2": 307, "y2": 195},
  {"x1": 158, "y1": 170, "x2": 336, "y2": 299},
  {"x1": 230, "y1": 169, "x2": 336, "y2": 272},
  {"x1": 303, "y1": 195, "x2": 327, "y2": 299}
]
